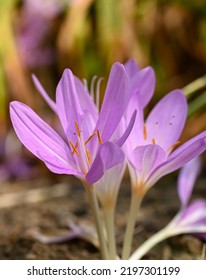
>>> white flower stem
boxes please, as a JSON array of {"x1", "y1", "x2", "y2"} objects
[
  {"x1": 86, "y1": 185, "x2": 109, "y2": 259},
  {"x1": 122, "y1": 192, "x2": 143, "y2": 259},
  {"x1": 103, "y1": 205, "x2": 117, "y2": 259},
  {"x1": 129, "y1": 226, "x2": 173, "y2": 260}
]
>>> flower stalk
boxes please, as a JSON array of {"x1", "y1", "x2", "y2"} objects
[
  {"x1": 122, "y1": 188, "x2": 144, "y2": 259},
  {"x1": 129, "y1": 225, "x2": 173, "y2": 260},
  {"x1": 85, "y1": 183, "x2": 109, "y2": 260},
  {"x1": 103, "y1": 204, "x2": 117, "y2": 259}
]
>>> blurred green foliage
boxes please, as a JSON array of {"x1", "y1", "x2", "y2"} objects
[{"x1": 0, "y1": 0, "x2": 205, "y2": 126}]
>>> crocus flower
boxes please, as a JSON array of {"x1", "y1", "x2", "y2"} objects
[
  {"x1": 123, "y1": 59, "x2": 206, "y2": 195},
  {"x1": 10, "y1": 62, "x2": 135, "y2": 186}
]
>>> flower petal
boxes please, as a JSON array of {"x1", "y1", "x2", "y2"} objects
[
  {"x1": 56, "y1": 69, "x2": 97, "y2": 142},
  {"x1": 178, "y1": 200, "x2": 206, "y2": 226},
  {"x1": 170, "y1": 199, "x2": 206, "y2": 241},
  {"x1": 85, "y1": 142, "x2": 125, "y2": 184},
  {"x1": 10, "y1": 101, "x2": 80, "y2": 176},
  {"x1": 124, "y1": 59, "x2": 139, "y2": 78},
  {"x1": 96, "y1": 62, "x2": 129, "y2": 142},
  {"x1": 123, "y1": 67, "x2": 155, "y2": 149},
  {"x1": 132, "y1": 66, "x2": 155, "y2": 108},
  {"x1": 56, "y1": 69, "x2": 82, "y2": 137},
  {"x1": 32, "y1": 74, "x2": 57, "y2": 113},
  {"x1": 147, "y1": 132, "x2": 206, "y2": 188},
  {"x1": 130, "y1": 144, "x2": 167, "y2": 183},
  {"x1": 74, "y1": 76, "x2": 98, "y2": 121},
  {"x1": 123, "y1": 97, "x2": 145, "y2": 152},
  {"x1": 94, "y1": 161, "x2": 126, "y2": 205},
  {"x1": 146, "y1": 90, "x2": 187, "y2": 151},
  {"x1": 178, "y1": 157, "x2": 201, "y2": 207},
  {"x1": 115, "y1": 110, "x2": 137, "y2": 147}
]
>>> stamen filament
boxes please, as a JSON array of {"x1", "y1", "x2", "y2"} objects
[
  {"x1": 97, "y1": 130, "x2": 103, "y2": 144},
  {"x1": 166, "y1": 141, "x2": 181, "y2": 152},
  {"x1": 85, "y1": 132, "x2": 97, "y2": 145}
]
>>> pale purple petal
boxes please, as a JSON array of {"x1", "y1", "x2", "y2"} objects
[
  {"x1": 56, "y1": 69, "x2": 97, "y2": 143},
  {"x1": 123, "y1": 68, "x2": 155, "y2": 150},
  {"x1": 10, "y1": 101, "x2": 80, "y2": 176},
  {"x1": 96, "y1": 62, "x2": 129, "y2": 142},
  {"x1": 124, "y1": 59, "x2": 139, "y2": 78},
  {"x1": 130, "y1": 144, "x2": 167, "y2": 183},
  {"x1": 32, "y1": 74, "x2": 57, "y2": 113},
  {"x1": 179, "y1": 200, "x2": 206, "y2": 223},
  {"x1": 171, "y1": 200, "x2": 206, "y2": 240},
  {"x1": 94, "y1": 161, "x2": 126, "y2": 204},
  {"x1": 125, "y1": 96, "x2": 145, "y2": 149},
  {"x1": 85, "y1": 142, "x2": 125, "y2": 184},
  {"x1": 115, "y1": 110, "x2": 137, "y2": 147},
  {"x1": 147, "y1": 132, "x2": 206, "y2": 188},
  {"x1": 56, "y1": 69, "x2": 83, "y2": 138},
  {"x1": 178, "y1": 157, "x2": 201, "y2": 207},
  {"x1": 146, "y1": 90, "x2": 187, "y2": 151},
  {"x1": 74, "y1": 76, "x2": 98, "y2": 121},
  {"x1": 132, "y1": 66, "x2": 155, "y2": 108}
]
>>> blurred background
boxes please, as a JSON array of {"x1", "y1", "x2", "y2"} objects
[{"x1": 0, "y1": 0, "x2": 206, "y2": 183}]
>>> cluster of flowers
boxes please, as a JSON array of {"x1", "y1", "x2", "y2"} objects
[{"x1": 10, "y1": 60, "x2": 206, "y2": 259}]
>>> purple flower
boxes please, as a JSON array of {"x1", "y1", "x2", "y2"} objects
[
  {"x1": 123, "y1": 59, "x2": 206, "y2": 194},
  {"x1": 168, "y1": 157, "x2": 206, "y2": 240},
  {"x1": 10, "y1": 62, "x2": 135, "y2": 185}
]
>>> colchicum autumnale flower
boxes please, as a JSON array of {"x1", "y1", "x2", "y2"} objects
[
  {"x1": 10, "y1": 62, "x2": 136, "y2": 185},
  {"x1": 123, "y1": 60, "x2": 206, "y2": 195},
  {"x1": 10, "y1": 62, "x2": 136, "y2": 259},
  {"x1": 121, "y1": 59, "x2": 206, "y2": 259}
]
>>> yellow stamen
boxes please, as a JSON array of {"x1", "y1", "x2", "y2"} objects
[
  {"x1": 86, "y1": 149, "x2": 91, "y2": 165},
  {"x1": 152, "y1": 138, "x2": 156, "y2": 144},
  {"x1": 97, "y1": 130, "x2": 103, "y2": 144},
  {"x1": 166, "y1": 141, "x2": 181, "y2": 152},
  {"x1": 144, "y1": 124, "x2": 148, "y2": 140},
  {"x1": 75, "y1": 122, "x2": 81, "y2": 137},
  {"x1": 69, "y1": 140, "x2": 79, "y2": 156},
  {"x1": 84, "y1": 132, "x2": 97, "y2": 145}
]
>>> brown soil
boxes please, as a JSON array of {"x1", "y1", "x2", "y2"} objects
[{"x1": 0, "y1": 174, "x2": 205, "y2": 260}]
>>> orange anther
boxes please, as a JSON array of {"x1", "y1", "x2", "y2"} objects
[
  {"x1": 144, "y1": 124, "x2": 148, "y2": 140},
  {"x1": 152, "y1": 138, "x2": 156, "y2": 144},
  {"x1": 97, "y1": 130, "x2": 103, "y2": 144},
  {"x1": 166, "y1": 141, "x2": 181, "y2": 152},
  {"x1": 75, "y1": 122, "x2": 81, "y2": 137},
  {"x1": 84, "y1": 132, "x2": 97, "y2": 145},
  {"x1": 86, "y1": 149, "x2": 91, "y2": 165},
  {"x1": 69, "y1": 140, "x2": 79, "y2": 156}
]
